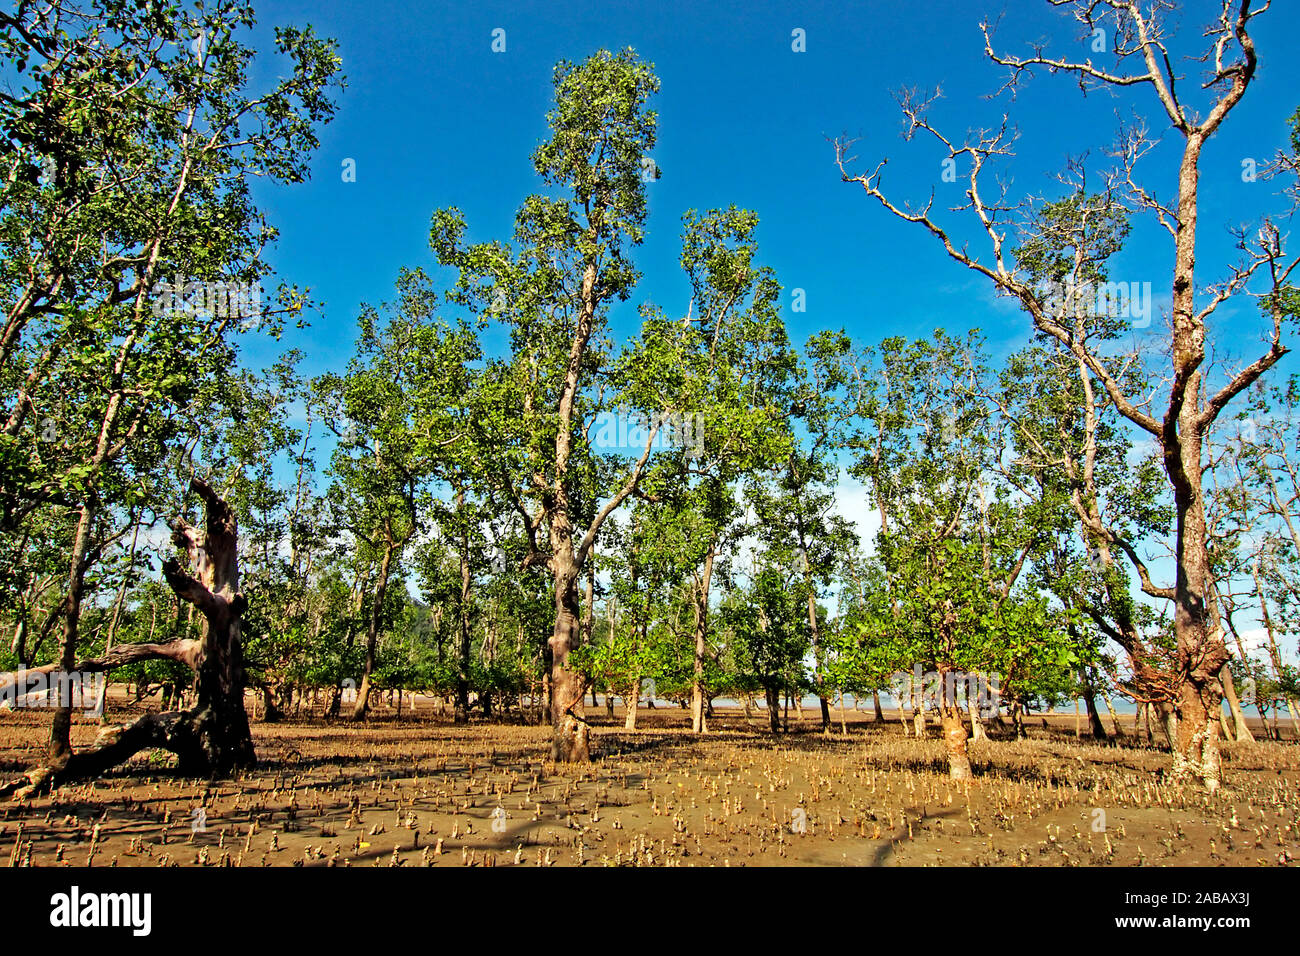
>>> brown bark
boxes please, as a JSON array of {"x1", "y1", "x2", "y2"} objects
[
  {"x1": 47, "y1": 501, "x2": 95, "y2": 765},
  {"x1": 968, "y1": 687, "x2": 986, "y2": 743},
  {"x1": 549, "y1": 558, "x2": 589, "y2": 762},
  {"x1": 455, "y1": 488, "x2": 472, "y2": 724},
  {"x1": 352, "y1": 531, "x2": 395, "y2": 720},
  {"x1": 328, "y1": 566, "x2": 369, "y2": 718},
  {"x1": 624, "y1": 677, "x2": 639, "y2": 730},
  {"x1": 939, "y1": 672, "x2": 972, "y2": 780},
  {"x1": 841, "y1": 4, "x2": 1279, "y2": 791},
  {"x1": 1082, "y1": 675, "x2": 1107, "y2": 740},
  {"x1": 1101, "y1": 694, "x2": 1125, "y2": 739},
  {"x1": 690, "y1": 544, "x2": 716, "y2": 734},
  {"x1": 1220, "y1": 663, "x2": 1253, "y2": 743},
  {"x1": 805, "y1": 586, "x2": 830, "y2": 733},
  {"x1": 3, "y1": 479, "x2": 254, "y2": 799}
]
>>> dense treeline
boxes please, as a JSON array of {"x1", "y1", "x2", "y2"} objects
[{"x1": 2, "y1": 1, "x2": 1298, "y2": 790}]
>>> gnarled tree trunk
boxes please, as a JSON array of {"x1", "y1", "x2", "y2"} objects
[
  {"x1": 1, "y1": 478, "x2": 254, "y2": 799},
  {"x1": 939, "y1": 670, "x2": 972, "y2": 780},
  {"x1": 549, "y1": 558, "x2": 589, "y2": 762}
]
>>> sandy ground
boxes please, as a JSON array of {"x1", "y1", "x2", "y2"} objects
[{"x1": 2, "y1": 693, "x2": 1298, "y2": 867}]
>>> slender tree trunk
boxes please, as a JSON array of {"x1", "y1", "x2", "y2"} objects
[
  {"x1": 803, "y1": 577, "x2": 829, "y2": 733},
  {"x1": 968, "y1": 688, "x2": 986, "y2": 742},
  {"x1": 765, "y1": 684, "x2": 781, "y2": 734},
  {"x1": 261, "y1": 685, "x2": 282, "y2": 723},
  {"x1": 352, "y1": 538, "x2": 395, "y2": 720},
  {"x1": 329, "y1": 568, "x2": 369, "y2": 718},
  {"x1": 1255, "y1": 701, "x2": 1273, "y2": 741},
  {"x1": 690, "y1": 544, "x2": 716, "y2": 734},
  {"x1": 48, "y1": 502, "x2": 96, "y2": 766},
  {"x1": 1157, "y1": 702, "x2": 1179, "y2": 751},
  {"x1": 1102, "y1": 695, "x2": 1125, "y2": 739},
  {"x1": 1255, "y1": 573, "x2": 1293, "y2": 742},
  {"x1": 1010, "y1": 700, "x2": 1026, "y2": 740},
  {"x1": 94, "y1": 517, "x2": 142, "y2": 724},
  {"x1": 455, "y1": 490, "x2": 472, "y2": 724},
  {"x1": 1212, "y1": 614, "x2": 1254, "y2": 743}
]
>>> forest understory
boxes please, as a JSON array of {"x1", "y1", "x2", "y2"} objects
[{"x1": 3, "y1": 696, "x2": 1297, "y2": 868}]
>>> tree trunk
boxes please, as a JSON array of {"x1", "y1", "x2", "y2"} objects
[
  {"x1": 47, "y1": 503, "x2": 96, "y2": 766},
  {"x1": 1157, "y1": 701, "x2": 1179, "y2": 751},
  {"x1": 93, "y1": 518, "x2": 142, "y2": 724},
  {"x1": 455, "y1": 490, "x2": 472, "y2": 724},
  {"x1": 1101, "y1": 695, "x2": 1125, "y2": 739},
  {"x1": 967, "y1": 681, "x2": 985, "y2": 742},
  {"x1": 1164, "y1": 133, "x2": 1230, "y2": 792},
  {"x1": 690, "y1": 544, "x2": 717, "y2": 734},
  {"x1": 549, "y1": 559, "x2": 589, "y2": 762},
  {"x1": 1010, "y1": 700, "x2": 1026, "y2": 740},
  {"x1": 624, "y1": 676, "x2": 639, "y2": 730},
  {"x1": 261, "y1": 685, "x2": 283, "y2": 722},
  {"x1": 1083, "y1": 687, "x2": 1106, "y2": 740},
  {"x1": 1218, "y1": 694, "x2": 1232, "y2": 742},
  {"x1": 939, "y1": 696, "x2": 972, "y2": 780},
  {"x1": 803, "y1": 580, "x2": 829, "y2": 733},
  {"x1": 2, "y1": 480, "x2": 255, "y2": 798},
  {"x1": 352, "y1": 538, "x2": 395, "y2": 720},
  {"x1": 765, "y1": 684, "x2": 781, "y2": 734},
  {"x1": 328, "y1": 568, "x2": 369, "y2": 718}
]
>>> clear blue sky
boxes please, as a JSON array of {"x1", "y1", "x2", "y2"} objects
[
  {"x1": 233, "y1": 0, "x2": 1300, "y2": 676},
  {"x1": 243, "y1": 0, "x2": 1300, "y2": 390}
]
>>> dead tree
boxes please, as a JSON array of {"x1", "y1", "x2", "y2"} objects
[{"x1": 0, "y1": 478, "x2": 255, "y2": 798}]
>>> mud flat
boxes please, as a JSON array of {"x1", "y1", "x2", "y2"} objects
[{"x1": 2, "y1": 700, "x2": 1297, "y2": 867}]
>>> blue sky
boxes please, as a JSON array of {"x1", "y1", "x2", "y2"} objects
[
  {"x1": 237, "y1": 1, "x2": 1300, "y2": 659},
  {"x1": 245, "y1": 0, "x2": 1300, "y2": 391}
]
